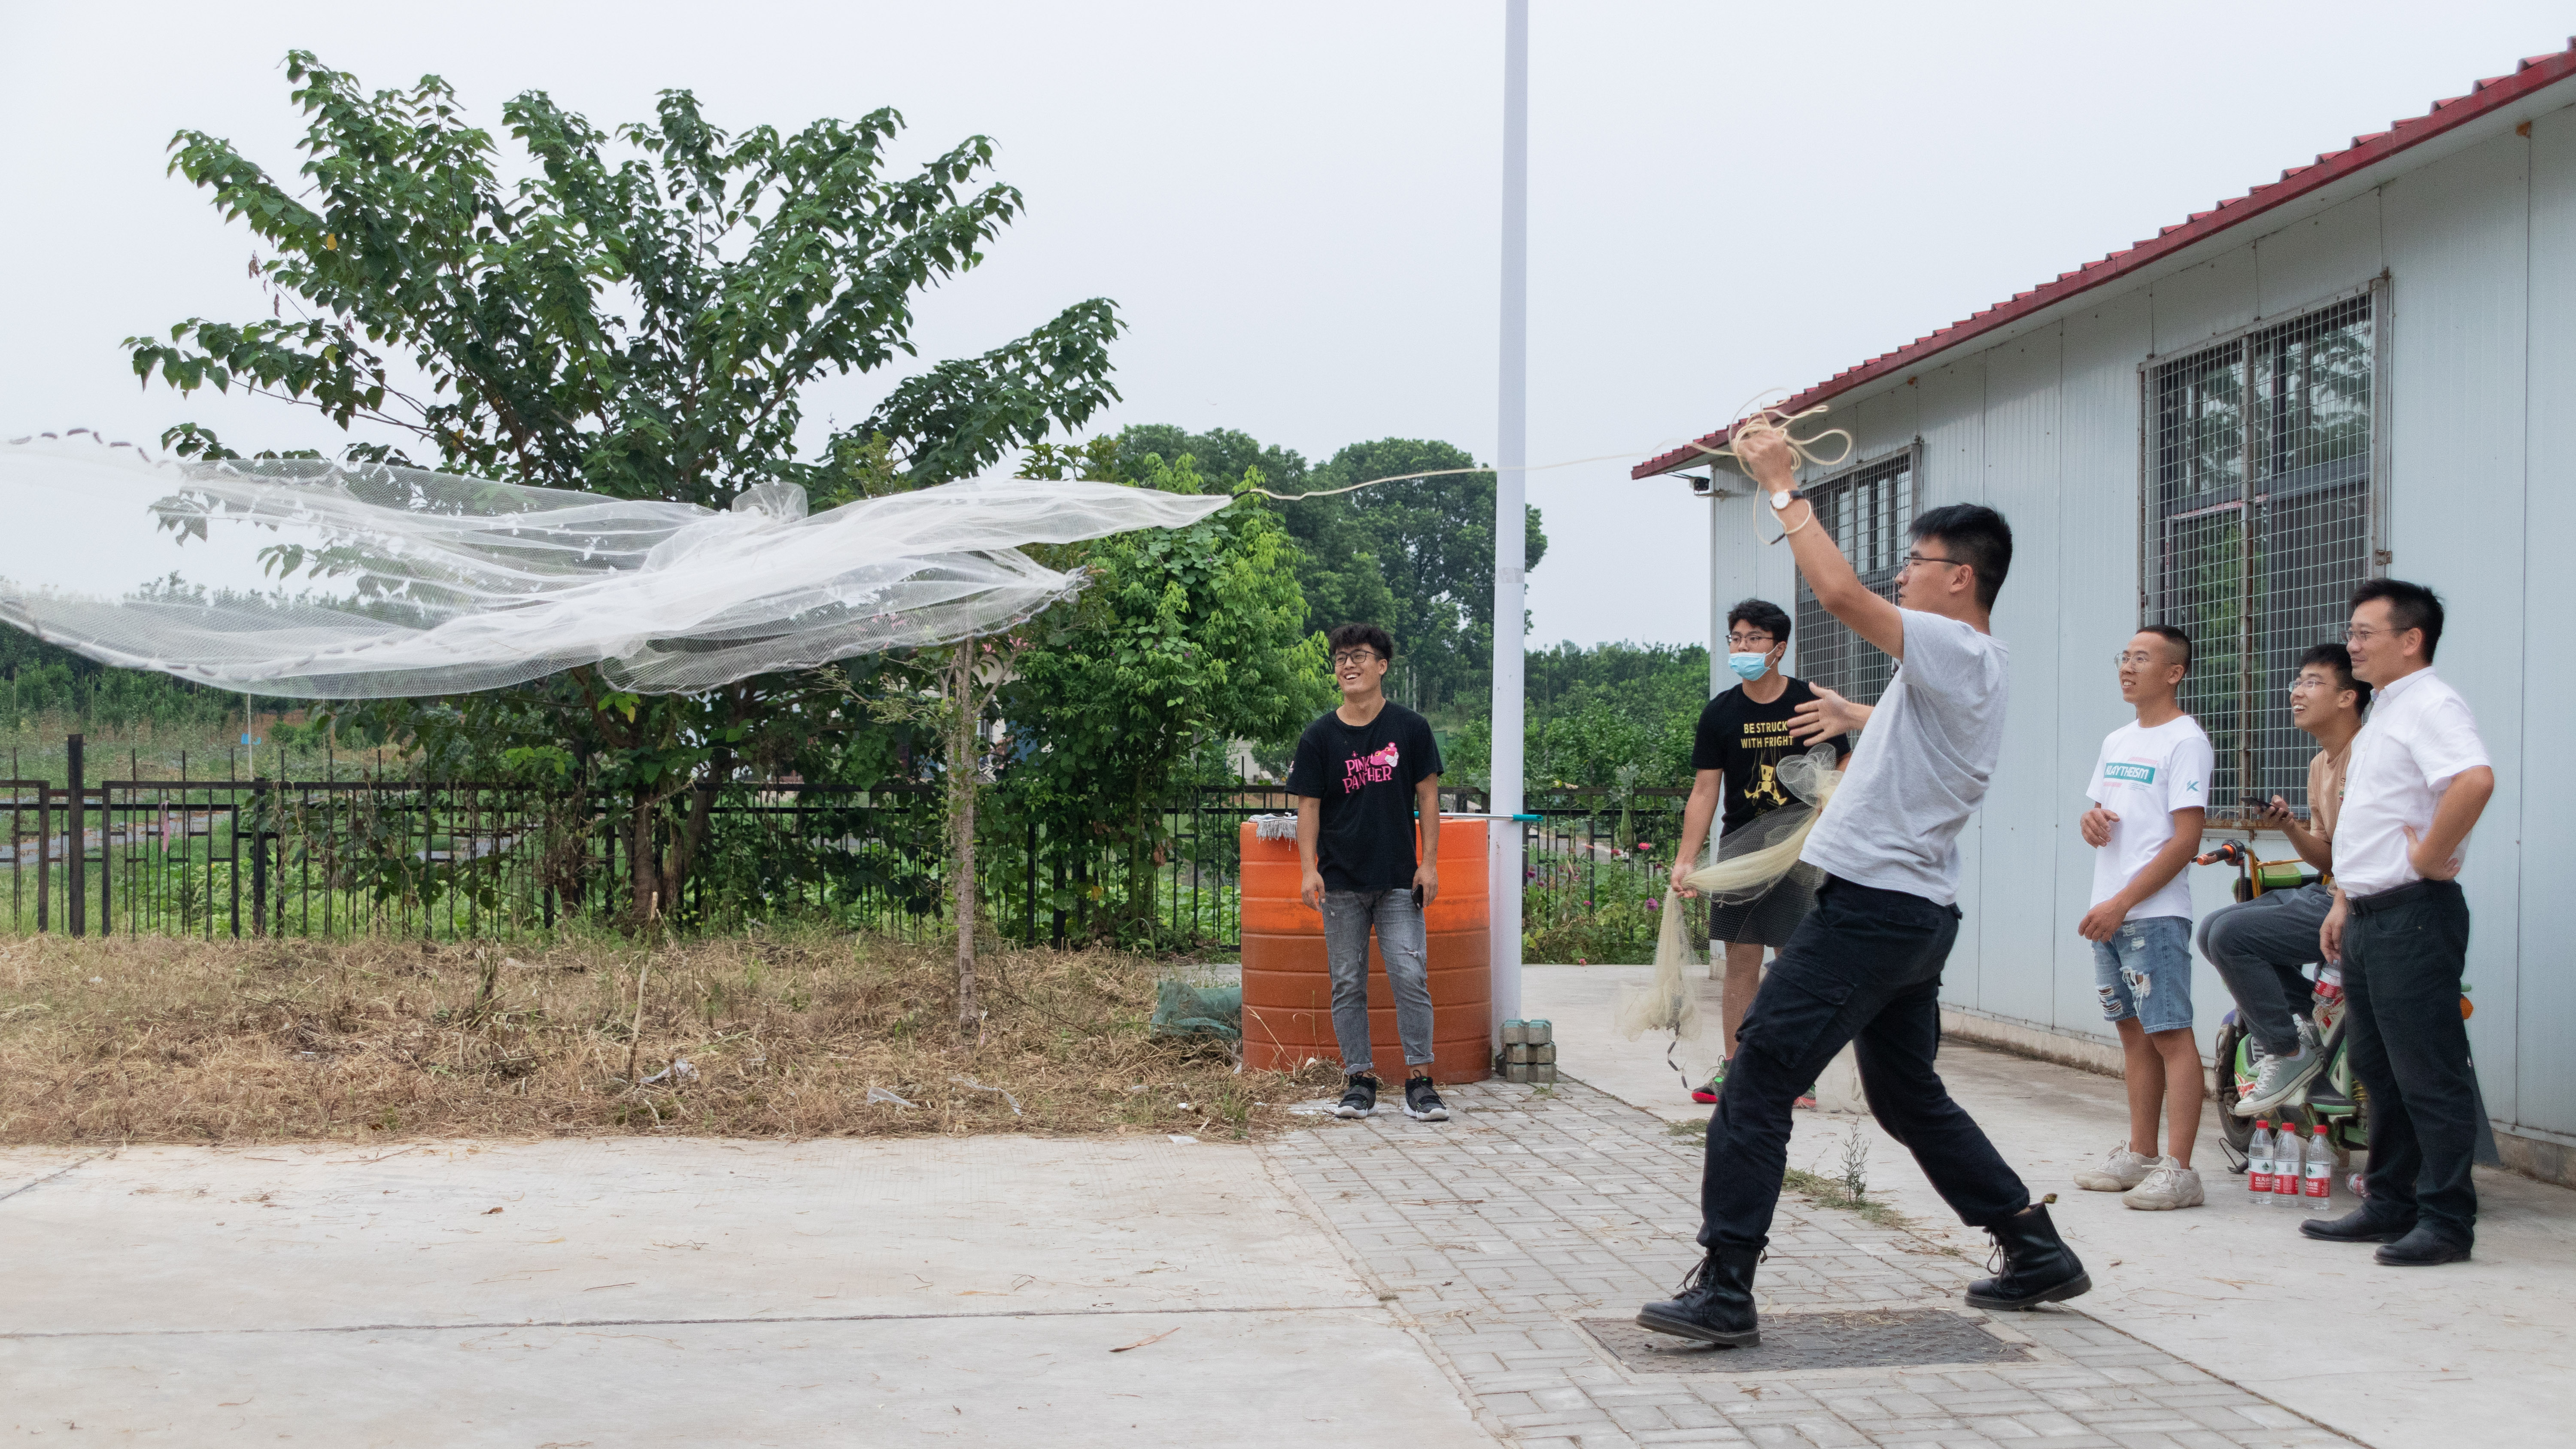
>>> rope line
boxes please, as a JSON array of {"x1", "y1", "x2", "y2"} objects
[{"x1": 1219, "y1": 392, "x2": 1855, "y2": 503}]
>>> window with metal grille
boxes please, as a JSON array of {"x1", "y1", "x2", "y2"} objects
[
  {"x1": 2145, "y1": 290, "x2": 2376, "y2": 816},
  {"x1": 1795, "y1": 449, "x2": 1914, "y2": 705}
]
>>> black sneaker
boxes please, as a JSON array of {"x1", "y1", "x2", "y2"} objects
[
  {"x1": 1335, "y1": 1074, "x2": 1379, "y2": 1118},
  {"x1": 1402, "y1": 1076, "x2": 1449, "y2": 1121}
]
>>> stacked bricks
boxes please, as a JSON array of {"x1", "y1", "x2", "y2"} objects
[{"x1": 1501, "y1": 1018, "x2": 1558, "y2": 1083}]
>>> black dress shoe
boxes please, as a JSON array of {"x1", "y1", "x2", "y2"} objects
[
  {"x1": 1636, "y1": 1247, "x2": 1761, "y2": 1346},
  {"x1": 2299, "y1": 1206, "x2": 2413, "y2": 1244},
  {"x1": 1966, "y1": 1201, "x2": 2092, "y2": 1310},
  {"x1": 2375, "y1": 1224, "x2": 2472, "y2": 1266}
]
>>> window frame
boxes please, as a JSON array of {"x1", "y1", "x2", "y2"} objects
[
  {"x1": 1792, "y1": 440, "x2": 1923, "y2": 706},
  {"x1": 2134, "y1": 277, "x2": 2387, "y2": 823}
]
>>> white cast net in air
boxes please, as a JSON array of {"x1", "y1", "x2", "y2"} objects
[
  {"x1": 1613, "y1": 743, "x2": 1844, "y2": 1043},
  {"x1": 0, "y1": 433, "x2": 1237, "y2": 698}
]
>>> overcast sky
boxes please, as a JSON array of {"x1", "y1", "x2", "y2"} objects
[{"x1": 4, "y1": 3, "x2": 2569, "y2": 650}]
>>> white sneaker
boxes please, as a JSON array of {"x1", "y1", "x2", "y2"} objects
[
  {"x1": 2073, "y1": 1146, "x2": 2157, "y2": 1192},
  {"x1": 2122, "y1": 1157, "x2": 2206, "y2": 1211}
]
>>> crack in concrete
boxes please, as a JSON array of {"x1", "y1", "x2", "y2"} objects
[
  {"x1": 0, "y1": 1153, "x2": 102, "y2": 1206},
  {"x1": 0, "y1": 1301, "x2": 1376, "y2": 1341}
]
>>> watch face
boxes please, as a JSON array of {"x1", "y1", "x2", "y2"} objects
[{"x1": 1771, "y1": 490, "x2": 1792, "y2": 510}]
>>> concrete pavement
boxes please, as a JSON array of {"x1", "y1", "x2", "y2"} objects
[
  {"x1": 1525, "y1": 962, "x2": 2576, "y2": 1449},
  {"x1": 6, "y1": 965, "x2": 2566, "y2": 1447},
  {"x1": 0, "y1": 1136, "x2": 1488, "y2": 1446}
]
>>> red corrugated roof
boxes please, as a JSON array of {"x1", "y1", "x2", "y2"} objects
[{"x1": 1634, "y1": 42, "x2": 2576, "y2": 480}]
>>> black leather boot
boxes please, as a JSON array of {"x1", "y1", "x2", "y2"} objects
[
  {"x1": 1635, "y1": 1247, "x2": 1761, "y2": 1346},
  {"x1": 2299, "y1": 1204, "x2": 2413, "y2": 1244},
  {"x1": 1965, "y1": 1201, "x2": 2091, "y2": 1310}
]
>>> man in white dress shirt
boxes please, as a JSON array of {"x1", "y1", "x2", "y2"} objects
[{"x1": 2304, "y1": 580, "x2": 2494, "y2": 1266}]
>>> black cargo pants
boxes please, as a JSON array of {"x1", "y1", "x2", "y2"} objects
[{"x1": 1699, "y1": 875, "x2": 2031, "y2": 1252}]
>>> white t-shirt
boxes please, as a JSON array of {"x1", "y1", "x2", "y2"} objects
[
  {"x1": 2085, "y1": 715, "x2": 2214, "y2": 920},
  {"x1": 2334, "y1": 667, "x2": 2490, "y2": 897},
  {"x1": 1800, "y1": 609, "x2": 2009, "y2": 905}
]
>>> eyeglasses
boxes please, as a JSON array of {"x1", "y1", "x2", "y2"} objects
[
  {"x1": 2112, "y1": 651, "x2": 2160, "y2": 668},
  {"x1": 1725, "y1": 633, "x2": 1776, "y2": 649},
  {"x1": 2339, "y1": 623, "x2": 2398, "y2": 645},
  {"x1": 1330, "y1": 650, "x2": 1380, "y2": 667},
  {"x1": 1902, "y1": 552, "x2": 1963, "y2": 571}
]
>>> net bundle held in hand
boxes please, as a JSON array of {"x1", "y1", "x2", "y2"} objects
[
  {"x1": 0, "y1": 434, "x2": 1234, "y2": 697},
  {"x1": 1613, "y1": 742, "x2": 1844, "y2": 1042}
]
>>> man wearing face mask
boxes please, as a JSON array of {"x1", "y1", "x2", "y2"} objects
[{"x1": 1669, "y1": 599, "x2": 1854, "y2": 1103}]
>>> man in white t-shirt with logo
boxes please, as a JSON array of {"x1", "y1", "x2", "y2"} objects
[{"x1": 2071, "y1": 626, "x2": 2212, "y2": 1210}]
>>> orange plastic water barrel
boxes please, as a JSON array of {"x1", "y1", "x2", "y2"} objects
[{"x1": 1239, "y1": 817, "x2": 1491, "y2": 1083}]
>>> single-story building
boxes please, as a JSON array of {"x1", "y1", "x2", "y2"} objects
[{"x1": 1635, "y1": 43, "x2": 2576, "y2": 1185}]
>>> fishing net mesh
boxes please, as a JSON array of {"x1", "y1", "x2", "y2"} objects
[
  {"x1": 1613, "y1": 743, "x2": 1844, "y2": 1042},
  {"x1": 0, "y1": 433, "x2": 1233, "y2": 697}
]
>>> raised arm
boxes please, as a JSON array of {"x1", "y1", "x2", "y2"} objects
[{"x1": 1732, "y1": 428, "x2": 1905, "y2": 660}]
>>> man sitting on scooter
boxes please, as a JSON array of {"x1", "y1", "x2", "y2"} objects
[{"x1": 2198, "y1": 642, "x2": 2369, "y2": 1116}]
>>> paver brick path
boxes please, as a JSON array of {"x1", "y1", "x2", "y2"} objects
[{"x1": 1266, "y1": 1080, "x2": 2359, "y2": 1449}]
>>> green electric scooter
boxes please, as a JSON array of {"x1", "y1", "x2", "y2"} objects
[{"x1": 2193, "y1": 839, "x2": 2499, "y2": 1179}]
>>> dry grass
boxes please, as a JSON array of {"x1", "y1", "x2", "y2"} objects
[{"x1": 0, "y1": 928, "x2": 1342, "y2": 1145}]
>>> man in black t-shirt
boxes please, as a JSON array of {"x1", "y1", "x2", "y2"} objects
[
  {"x1": 1286, "y1": 623, "x2": 1449, "y2": 1123},
  {"x1": 1669, "y1": 598, "x2": 1852, "y2": 1103}
]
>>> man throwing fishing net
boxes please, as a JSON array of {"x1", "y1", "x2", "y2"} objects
[{"x1": 1638, "y1": 424, "x2": 2089, "y2": 1347}]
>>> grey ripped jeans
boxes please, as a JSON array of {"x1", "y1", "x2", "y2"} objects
[
  {"x1": 2195, "y1": 881, "x2": 2333, "y2": 1058},
  {"x1": 1321, "y1": 889, "x2": 1434, "y2": 1077}
]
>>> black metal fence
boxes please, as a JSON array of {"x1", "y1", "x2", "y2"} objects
[{"x1": 15, "y1": 734, "x2": 1618, "y2": 951}]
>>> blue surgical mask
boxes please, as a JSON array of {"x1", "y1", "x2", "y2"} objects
[{"x1": 1727, "y1": 652, "x2": 1772, "y2": 683}]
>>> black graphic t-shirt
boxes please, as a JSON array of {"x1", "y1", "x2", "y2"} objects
[
  {"x1": 1285, "y1": 702, "x2": 1444, "y2": 891},
  {"x1": 1691, "y1": 678, "x2": 1853, "y2": 835}
]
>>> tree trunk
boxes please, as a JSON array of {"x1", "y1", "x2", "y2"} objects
[
  {"x1": 630, "y1": 786, "x2": 658, "y2": 923},
  {"x1": 658, "y1": 744, "x2": 733, "y2": 916},
  {"x1": 949, "y1": 640, "x2": 980, "y2": 1040}
]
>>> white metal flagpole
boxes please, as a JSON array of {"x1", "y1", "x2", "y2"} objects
[{"x1": 1489, "y1": 0, "x2": 1528, "y2": 1048}]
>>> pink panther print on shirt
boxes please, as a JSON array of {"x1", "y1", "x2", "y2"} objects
[{"x1": 1342, "y1": 742, "x2": 1400, "y2": 794}]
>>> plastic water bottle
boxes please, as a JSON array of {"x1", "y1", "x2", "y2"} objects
[
  {"x1": 2273, "y1": 1126, "x2": 2306, "y2": 1204},
  {"x1": 2304, "y1": 1125, "x2": 2334, "y2": 1209},
  {"x1": 2249, "y1": 1121, "x2": 2276, "y2": 1200}
]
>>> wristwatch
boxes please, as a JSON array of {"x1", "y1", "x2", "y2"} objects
[{"x1": 1768, "y1": 488, "x2": 1809, "y2": 512}]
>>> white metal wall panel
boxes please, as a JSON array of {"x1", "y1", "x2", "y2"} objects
[
  {"x1": 2052, "y1": 293, "x2": 2159, "y2": 1042},
  {"x1": 1687, "y1": 110, "x2": 2576, "y2": 1148},
  {"x1": 2251, "y1": 193, "x2": 2387, "y2": 319},
  {"x1": 1708, "y1": 483, "x2": 1760, "y2": 698},
  {"x1": 2381, "y1": 131, "x2": 2531, "y2": 1127},
  {"x1": 2147, "y1": 245, "x2": 2261, "y2": 355},
  {"x1": 2514, "y1": 108, "x2": 2576, "y2": 1142},
  {"x1": 1908, "y1": 359, "x2": 1990, "y2": 1000},
  {"x1": 1975, "y1": 332, "x2": 2067, "y2": 1030}
]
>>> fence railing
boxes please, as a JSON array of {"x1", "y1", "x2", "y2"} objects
[{"x1": 7, "y1": 734, "x2": 1697, "y2": 959}]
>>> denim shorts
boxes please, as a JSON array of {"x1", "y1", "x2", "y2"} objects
[{"x1": 2092, "y1": 914, "x2": 2195, "y2": 1035}]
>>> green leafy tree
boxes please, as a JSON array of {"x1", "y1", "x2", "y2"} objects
[
  {"x1": 1001, "y1": 440, "x2": 1331, "y2": 945},
  {"x1": 1309, "y1": 440, "x2": 1548, "y2": 717},
  {"x1": 1113, "y1": 426, "x2": 1399, "y2": 641},
  {"x1": 1107, "y1": 428, "x2": 1548, "y2": 720},
  {"x1": 125, "y1": 53, "x2": 1125, "y2": 924}
]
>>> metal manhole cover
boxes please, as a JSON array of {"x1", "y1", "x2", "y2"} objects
[{"x1": 1578, "y1": 1308, "x2": 2036, "y2": 1374}]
